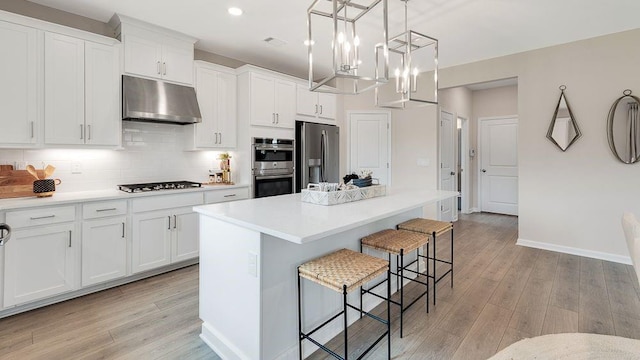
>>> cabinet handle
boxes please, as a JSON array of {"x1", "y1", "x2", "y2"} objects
[
  {"x1": 219, "y1": 133, "x2": 222, "y2": 144},
  {"x1": 157, "y1": 61, "x2": 161, "y2": 74},
  {"x1": 173, "y1": 215, "x2": 177, "y2": 229},
  {"x1": 163, "y1": 62, "x2": 167, "y2": 75},
  {"x1": 272, "y1": 113, "x2": 275, "y2": 124},
  {"x1": 30, "y1": 121, "x2": 34, "y2": 139},
  {"x1": 87, "y1": 125, "x2": 91, "y2": 140},
  {"x1": 80, "y1": 124, "x2": 84, "y2": 140},
  {"x1": 96, "y1": 208, "x2": 117, "y2": 212},
  {"x1": 122, "y1": 222, "x2": 125, "y2": 238},
  {"x1": 276, "y1": 113, "x2": 279, "y2": 124},
  {"x1": 223, "y1": 194, "x2": 236, "y2": 198},
  {"x1": 30, "y1": 215, "x2": 55, "y2": 220},
  {"x1": 315, "y1": 104, "x2": 318, "y2": 114},
  {"x1": 320, "y1": 105, "x2": 323, "y2": 114},
  {"x1": 68, "y1": 230, "x2": 72, "y2": 248},
  {"x1": 168, "y1": 216, "x2": 171, "y2": 230}
]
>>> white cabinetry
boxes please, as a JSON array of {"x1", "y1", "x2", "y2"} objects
[
  {"x1": 296, "y1": 85, "x2": 337, "y2": 124},
  {"x1": 3, "y1": 206, "x2": 77, "y2": 307},
  {"x1": 187, "y1": 61, "x2": 237, "y2": 149},
  {"x1": 131, "y1": 193, "x2": 203, "y2": 274},
  {"x1": 113, "y1": 15, "x2": 196, "y2": 85},
  {"x1": 0, "y1": 21, "x2": 39, "y2": 146},
  {"x1": 248, "y1": 72, "x2": 296, "y2": 129},
  {"x1": 81, "y1": 200, "x2": 127, "y2": 287},
  {"x1": 44, "y1": 33, "x2": 119, "y2": 146}
]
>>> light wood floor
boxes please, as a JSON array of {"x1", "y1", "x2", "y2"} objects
[{"x1": 1, "y1": 213, "x2": 639, "y2": 359}]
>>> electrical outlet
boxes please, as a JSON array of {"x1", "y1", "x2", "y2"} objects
[
  {"x1": 248, "y1": 252, "x2": 258, "y2": 277},
  {"x1": 15, "y1": 161, "x2": 26, "y2": 170},
  {"x1": 71, "y1": 161, "x2": 82, "y2": 174}
]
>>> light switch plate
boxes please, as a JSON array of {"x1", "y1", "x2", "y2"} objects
[
  {"x1": 248, "y1": 252, "x2": 258, "y2": 277},
  {"x1": 71, "y1": 161, "x2": 82, "y2": 174}
]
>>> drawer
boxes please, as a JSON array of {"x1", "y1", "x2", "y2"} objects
[
  {"x1": 83, "y1": 200, "x2": 127, "y2": 219},
  {"x1": 205, "y1": 187, "x2": 249, "y2": 204},
  {"x1": 132, "y1": 192, "x2": 204, "y2": 213},
  {"x1": 7, "y1": 205, "x2": 76, "y2": 229}
]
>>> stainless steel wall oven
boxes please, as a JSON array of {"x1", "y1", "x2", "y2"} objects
[{"x1": 252, "y1": 138, "x2": 295, "y2": 198}]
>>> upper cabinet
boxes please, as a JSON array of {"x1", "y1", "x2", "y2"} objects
[
  {"x1": 296, "y1": 85, "x2": 337, "y2": 124},
  {"x1": 244, "y1": 72, "x2": 295, "y2": 129},
  {"x1": 111, "y1": 15, "x2": 196, "y2": 85},
  {"x1": 187, "y1": 61, "x2": 237, "y2": 149},
  {"x1": 44, "y1": 33, "x2": 120, "y2": 146},
  {"x1": 0, "y1": 21, "x2": 39, "y2": 147}
]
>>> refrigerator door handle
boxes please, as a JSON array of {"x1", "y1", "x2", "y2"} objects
[{"x1": 321, "y1": 129, "x2": 327, "y2": 182}]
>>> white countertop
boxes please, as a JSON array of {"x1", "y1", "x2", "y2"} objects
[
  {"x1": 0, "y1": 183, "x2": 250, "y2": 211},
  {"x1": 193, "y1": 188, "x2": 458, "y2": 244}
]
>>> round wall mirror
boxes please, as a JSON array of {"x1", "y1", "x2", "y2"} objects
[
  {"x1": 547, "y1": 85, "x2": 581, "y2": 151},
  {"x1": 607, "y1": 90, "x2": 640, "y2": 164}
]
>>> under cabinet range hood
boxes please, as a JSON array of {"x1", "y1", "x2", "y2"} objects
[{"x1": 122, "y1": 75, "x2": 202, "y2": 125}]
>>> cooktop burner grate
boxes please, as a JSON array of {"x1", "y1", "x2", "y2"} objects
[{"x1": 117, "y1": 181, "x2": 202, "y2": 193}]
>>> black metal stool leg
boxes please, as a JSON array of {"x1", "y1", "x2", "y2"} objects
[
  {"x1": 387, "y1": 268, "x2": 391, "y2": 360},
  {"x1": 297, "y1": 269, "x2": 303, "y2": 360},
  {"x1": 450, "y1": 226, "x2": 454, "y2": 288},
  {"x1": 432, "y1": 231, "x2": 437, "y2": 306},
  {"x1": 360, "y1": 243, "x2": 363, "y2": 319},
  {"x1": 426, "y1": 242, "x2": 430, "y2": 313},
  {"x1": 343, "y1": 285, "x2": 348, "y2": 360},
  {"x1": 399, "y1": 249, "x2": 404, "y2": 338}
]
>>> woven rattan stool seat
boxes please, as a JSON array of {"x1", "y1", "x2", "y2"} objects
[
  {"x1": 361, "y1": 229, "x2": 428, "y2": 255},
  {"x1": 298, "y1": 248, "x2": 389, "y2": 294},
  {"x1": 398, "y1": 218, "x2": 453, "y2": 237}
]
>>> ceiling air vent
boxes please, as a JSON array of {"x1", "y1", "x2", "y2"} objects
[{"x1": 263, "y1": 37, "x2": 287, "y2": 47}]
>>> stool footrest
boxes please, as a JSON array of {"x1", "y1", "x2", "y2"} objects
[{"x1": 302, "y1": 310, "x2": 345, "y2": 339}]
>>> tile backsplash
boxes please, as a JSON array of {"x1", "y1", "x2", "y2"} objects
[{"x1": 0, "y1": 122, "x2": 234, "y2": 193}]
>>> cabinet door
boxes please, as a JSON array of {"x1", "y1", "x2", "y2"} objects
[
  {"x1": 162, "y1": 42, "x2": 194, "y2": 85},
  {"x1": 296, "y1": 86, "x2": 318, "y2": 117},
  {"x1": 250, "y1": 73, "x2": 276, "y2": 127},
  {"x1": 44, "y1": 33, "x2": 85, "y2": 145},
  {"x1": 274, "y1": 79, "x2": 296, "y2": 128},
  {"x1": 132, "y1": 210, "x2": 172, "y2": 274},
  {"x1": 85, "y1": 42, "x2": 120, "y2": 146},
  {"x1": 123, "y1": 31, "x2": 163, "y2": 80},
  {"x1": 318, "y1": 93, "x2": 337, "y2": 121},
  {"x1": 171, "y1": 208, "x2": 199, "y2": 263},
  {"x1": 0, "y1": 21, "x2": 38, "y2": 145},
  {"x1": 4, "y1": 223, "x2": 76, "y2": 307},
  {"x1": 194, "y1": 66, "x2": 219, "y2": 148},
  {"x1": 217, "y1": 71, "x2": 237, "y2": 148},
  {"x1": 82, "y1": 217, "x2": 127, "y2": 286}
]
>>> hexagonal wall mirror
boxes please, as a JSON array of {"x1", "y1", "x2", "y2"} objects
[{"x1": 547, "y1": 85, "x2": 582, "y2": 151}]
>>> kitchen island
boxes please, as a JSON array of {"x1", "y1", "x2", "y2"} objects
[{"x1": 194, "y1": 188, "x2": 457, "y2": 360}]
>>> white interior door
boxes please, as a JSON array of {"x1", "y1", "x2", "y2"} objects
[
  {"x1": 479, "y1": 116, "x2": 519, "y2": 215},
  {"x1": 439, "y1": 109, "x2": 456, "y2": 221},
  {"x1": 349, "y1": 112, "x2": 390, "y2": 185}
]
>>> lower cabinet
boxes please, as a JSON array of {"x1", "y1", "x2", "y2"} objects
[
  {"x1": 82, "y1": 216, "x2": 127, "y2": 287},
  {"x1": 132, "y1": 206, "x2": 199, "y2": 274},
  {"x1": 3, "y1": 223, "x2": 77, "y2": 307}
]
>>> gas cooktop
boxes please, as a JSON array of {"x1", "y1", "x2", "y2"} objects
[{"x1": 118, "y1": 181, "x2": 202, "y2": 193}]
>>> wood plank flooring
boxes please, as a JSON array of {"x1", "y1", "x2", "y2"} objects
[{"x1": 0, "y1": 213, "x2": 639, "y2": 359}]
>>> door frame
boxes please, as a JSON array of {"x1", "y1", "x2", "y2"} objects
[
  {"x1": 477, "y1": 115, "x2": 519, "y2": 213},
  {"x1": 438, "y1": 108, "x2": 457, "y2": 221},
  {"x1": 346, "y1": 110, "x2": 392, "y2": 186},
  {"x1": 458, "y1": 116, "x2": 470, "y2": 214}
]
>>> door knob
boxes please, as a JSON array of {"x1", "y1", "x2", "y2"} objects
[
  {"x1": 450, "y1": 171, "x2": 456, "y2": 175},
  {"x1": 481, "y1": 169, "x2": 487, "y2": 173}
]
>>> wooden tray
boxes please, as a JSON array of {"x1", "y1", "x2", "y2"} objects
[{"x1": 0, "y1": 165, "x2": 45, "y2": 199}]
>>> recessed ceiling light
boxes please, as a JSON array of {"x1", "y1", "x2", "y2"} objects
[{"x1": 228, "y1": 7, "x2": 243, "y2": 16}]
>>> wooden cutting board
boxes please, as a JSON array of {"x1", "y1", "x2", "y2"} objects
[{"x1": 0, "y1": 165, "x2": 45, "y2": 199}]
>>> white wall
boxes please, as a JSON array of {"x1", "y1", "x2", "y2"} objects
[
  {"x1": 439, "y1": 28, "x2": 640, "y2": 263},
  {"x1": 0, "y1": 122, "x2": 232, "y2": 192}
]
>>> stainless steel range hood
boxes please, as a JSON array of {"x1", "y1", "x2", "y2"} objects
[{"x1": 122, "y1": 75, "x2": 202, "y2": 125}]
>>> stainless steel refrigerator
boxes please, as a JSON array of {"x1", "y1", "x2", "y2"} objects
[{"x1": 295, "y1": 121, "x2": 340, "y2": 192}]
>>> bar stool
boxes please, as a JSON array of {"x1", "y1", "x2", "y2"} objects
[
  {"x1": 397, "y1": 218, "x2": 454, "y2": 305},
  {"x1": 297, "y1": 248, "x2": 391, "y2": 360},
  {"x1": 360, "y1": 229, "x2": 429, "y2": 338}
]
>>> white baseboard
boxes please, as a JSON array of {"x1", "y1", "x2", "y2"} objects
[
  {"x1": 469, "y1": 207, "x2": 479, "y2": 213},
  {"x1": 516, "y1": 238, "x2": 632, "y2": 265},
  {"x1": 201, "y1": 322, "x2": 249, "y2": 360}
]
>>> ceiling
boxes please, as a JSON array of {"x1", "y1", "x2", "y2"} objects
[{"x1": 27, "y1": 0, "x2": 640, "y2": 79}]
